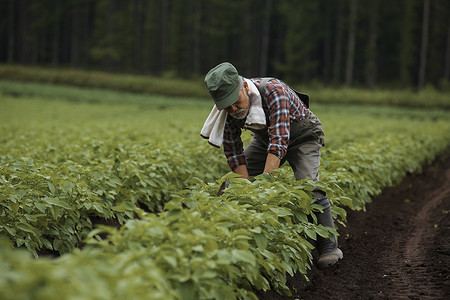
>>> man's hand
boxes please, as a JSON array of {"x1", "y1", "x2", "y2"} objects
[
  {"x1": 233, "y1": 153, "x2": 280, "y2": 179},
  {"x1": 263, "y1": 153, "x2": 281, "y2": 175},
  {"x1": 234, "y1": 165, "x2": 250, "y2": 180}
]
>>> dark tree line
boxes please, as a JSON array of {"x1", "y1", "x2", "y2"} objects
[{"x1": 1, "y1": 0, "x2": 449, "y2": 89}]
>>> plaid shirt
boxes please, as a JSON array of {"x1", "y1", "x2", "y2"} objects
[{"x1": 223, "y1": 78, "x2": 309, "y2": 170}]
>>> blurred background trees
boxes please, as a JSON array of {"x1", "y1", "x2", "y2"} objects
[{"x1": 0, "y1": 0, "x2": 449, "y2": 90}]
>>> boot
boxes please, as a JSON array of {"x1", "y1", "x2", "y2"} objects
[{"x1": 314, "y1": 195, "x2": 343, "y2": 268}]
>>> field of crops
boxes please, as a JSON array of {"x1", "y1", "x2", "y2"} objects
[{"x1": 1, "y1": 80, "x2": 449, "y2": 299}]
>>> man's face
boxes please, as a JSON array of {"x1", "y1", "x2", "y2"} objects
[{"x1": 224, "y1": 82, "x2": 250, "y2": 119}]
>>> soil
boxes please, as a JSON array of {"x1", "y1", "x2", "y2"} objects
[{"x1": 258, "y1": 150, "x2": 450, "y2": 300}]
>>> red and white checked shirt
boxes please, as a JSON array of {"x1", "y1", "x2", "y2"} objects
[{"x1": 223, "y1": 78, "x2": 310, "y2": 170}]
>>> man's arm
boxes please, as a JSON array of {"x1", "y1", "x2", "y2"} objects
[
  {"x1": 223, "y1": 118, "x2": 247, "y2": 172},
  {"x1": 234, "y1": 164, "x2": 249, "y2": 180},
  {"x1": 264, "y1": 153, "x2": 281, "y2": 174},
  {"x1": 234, "y1": 152, "x2": 279, "y2": 179},
  {"x1": 264, "y1": 81, "x2": 291, "y2": 167}
]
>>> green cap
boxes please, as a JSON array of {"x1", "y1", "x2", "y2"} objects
[{"x1": 204, "y1": 62, "x2": 240, "y2": 110}]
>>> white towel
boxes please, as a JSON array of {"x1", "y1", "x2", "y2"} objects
[
  {"x1": 243, "y1": 78, "x2": 266, "y2": 130},
  {"x1": 200, "y1": 79, "x2": 266, "y2": 148},
  {"x1": 200, "y1": 105, "x2": 228, "y2": 148}
]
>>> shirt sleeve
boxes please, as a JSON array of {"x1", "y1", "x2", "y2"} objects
[
  {"x1": 265, "y1": 83, "x2": 290, "y2": 160},
  {"x1": 222, "y1": 117, "x2": 246, "y2": 170}
]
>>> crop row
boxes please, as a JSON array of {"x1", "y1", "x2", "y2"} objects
[
  {"x1": 1, "y1": 95, "x2": 449, "y2": 257},
  {"x1": 1, "y1": 95, "x2": 228, "y2": 256},
  {"x1": 1, "y1": 90, "x2": 450, "y2": 298},
  {"x1": 0, "y1": 139, "x2": 227, "y2": 257},
  {"x1": 1, "y1": 119, "x2": 449, "y2": 299}
]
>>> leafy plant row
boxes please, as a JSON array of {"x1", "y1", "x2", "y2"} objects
[
  {"x1": 0, "y1": 140, "x2": 227, "y2": 257},
  {"x1": 1, "y1": 122, "x2": 449, "y2": 300},
  {"x1": 1, "y1": 94, "x2": 449, "y2": 259},
  {"x1": 320, "y1": 122, "x2": 450, "y2": 218},
  {"x1": 1, "y1": 95, "x2": 232, "y2": 256}
]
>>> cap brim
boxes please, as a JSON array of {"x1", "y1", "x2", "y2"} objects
[{"x1": 216, "y1": 85, "x2": 240, "y2": 110}]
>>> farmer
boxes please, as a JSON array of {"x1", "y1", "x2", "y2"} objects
[{"x1": 201, "y1": 62, "x2": 343, "y2": 268}]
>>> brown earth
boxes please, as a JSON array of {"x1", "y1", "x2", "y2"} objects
[{"x1": 258, "y1": 150, "x2": 450, "y2": 300}]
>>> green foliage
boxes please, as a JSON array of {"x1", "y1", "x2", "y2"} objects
[
  {"x1": 0, "y1": 65, "x2": 208, "y2": 99},
  {"x1": 0, "y1": 86, "x2": 449, "y2": 299},
  {"x1": 320, "y1": 122, "x2": 450, "y2": 217},
  {"x1": 277, "y1": 1, "x2": 322, "y2": 82},
  {"x1": 0, "y1": 95, "x2": 228, "y2": 256},
  {"x1": 0, "y1": 80, "x2": 210, "y2": 109},
  {"x1": 0, "y1": 237, "x2": 175, "y2": 300},
  {"x1": 1, "y1": 65, "x2": 450, "y2": 109},
  {"x1": 2, "y1": 0, "x2": 450, "y2": 88},
  {"x1": 164, "y1": 173, "x2": 322, "y2": 293},
  {"x1": 304, "y1": 86, "x2": 450, "y2": 110}
]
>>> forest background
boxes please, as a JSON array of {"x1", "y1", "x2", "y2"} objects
[{"x1": 0, "y1": 0, "x2": 450, "y2": 91}]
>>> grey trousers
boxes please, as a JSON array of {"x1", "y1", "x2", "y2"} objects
[{"x1": 244, "y1": 111, "x2": 326, "y2": 199}]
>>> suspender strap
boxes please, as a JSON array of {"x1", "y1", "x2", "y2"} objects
[
  {"x1": 258, "y1": 77, "x2": 271, "y2": 99},
  {"x1": 257, "y1": 78, "x2": 271, "y2": 126},
  {"x1": 257, "y1": 77, "x2": 310, "y2": 109}
]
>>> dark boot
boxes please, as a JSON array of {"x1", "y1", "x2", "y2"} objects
[{"x1": 314, "y1": 195, "x2": 343, "y2": 268}]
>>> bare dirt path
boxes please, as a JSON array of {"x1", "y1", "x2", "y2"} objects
[{"x1": 258, "y1": 150, "x2": 450, "y2": 300}]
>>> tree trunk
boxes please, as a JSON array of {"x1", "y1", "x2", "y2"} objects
[
  {"x1": 133, "y1": 0, "x2": 144, "y2": 72},
  {"x1": 399, "y1": 0, "x2": 414, "y2": 87},
  {"x1": 365, "y1": 0, "x2": 379, "y2": 89},
  {"x1": 333, "y1": 0, "x2": 344, "y2": 86},
  {"x1": 80, "y1": 1, "x2": 91, "y2": 68},
  {"x1": 240, "y1": 1, "x2": 252, "y2": 75},
  {"x1": 7, "y1": 0, "x2": 15, "y2": 63},
  {"x1": 260, "y1": 0, "x2": 272, "y2": 76},
  {"x1": 192, "y1": 0, "x2": 202, "y2": 75},
  {"x1": 71, "y1": 3, "x2": 81, "y2": 68},
  {"x1": 444, "y1": 17, "x2": 450, "y2": 81},
  {"x1": 52, "y1": 1, "x2": 61, "y2": 68},
  {"x1": 16, "y1": 2, "x2": 33, "y2": 64},
  {"x1": 418, "y1": 0, "x2": 430, "y2": 90},
  {"x1": 29, "y1": 7, "x2": 38, "y2": 65},
  {"x1": 323, "y1": 1, "x2": 333, "y2": 84},
  {"x1": 345, "y1": 0, "x2": 357, "y2": 87},
  {"x1": 160, "y1": 0, "x2": 169, "y2": 74},
  {"x1": 103, "y1": 0, "x2": 115, "y2": 71},
  {"x1": 142, "y1": 1, "x2": 154, "y2": 74}
]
